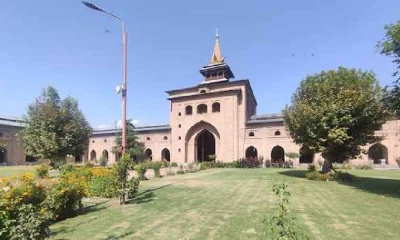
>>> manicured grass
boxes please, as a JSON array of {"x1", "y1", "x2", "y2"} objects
[
  {"x1": 0, "y1": 165, "x2": 58, "y2": 177},
  {"x1": 49, "y1": 168, "x2": 400, "y2": 240}
]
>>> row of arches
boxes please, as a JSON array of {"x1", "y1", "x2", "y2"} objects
[
  {"x1": 90, "y1": 149, "x2": 109, "y2": 161},
  {"x1": 185, "y1": 102, "x2": 220, "y2": 115},
  {"x1": 244, "y1": 143, "x2": 390, "y2": 164}
]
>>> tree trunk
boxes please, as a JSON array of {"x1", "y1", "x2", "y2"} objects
[{"x1": 322, "y1": 160, "x2": 336, "y2": 173}]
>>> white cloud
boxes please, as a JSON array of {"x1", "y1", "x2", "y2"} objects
[{"x1": 95, "y1": 119, "x2": 142, "y2": 130}]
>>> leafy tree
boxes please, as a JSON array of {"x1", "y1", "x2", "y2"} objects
[
  {"x1": 22, "y1": 86, "x2": 92, "y2": 167},
  {"x1": 283, "y1": 67, "x2": 389, "y2": 172},
  {"x1": 112, "y1": 120, "x2": 143, "y2": 162},
  {"x1": 0, "y1": 138, "x2": 5, "y2": 153},
  {"x1": 377, "y1": 20, "x2": 400, "y2": 116}
]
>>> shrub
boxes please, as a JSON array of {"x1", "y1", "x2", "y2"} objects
[
  {"x1": 187, "y1": 163, "x2": 196, "y2": 172},
  {"x1": 265, "y1": 159, "x2": 272, "y2": 168},
  {"x1": 35, "y1": 165, "x2": 49, "y2": 178},
  {"x1": 89, "y1": 171, "x2": 117, "y2": 198},
  {"x1": 166, "y1": 168, "x2": 175, "y2": 176},
  {"x1": 396, "y1": 157, "x2": 400, "y2": 167},
  {"x1": 305, "y1": 171, "x2": 320, "y2": 180},
  {"x1": 333, "y1": 171, "x2": 356, "y2": 182},
  {"x1": 318, "y1": 173, "x2": 333, "y2": 181},
  {"x1": 208, "y1": 155, "x2": 216, "y2": 162},
  {"x1": 114, "y1": 154, "x2": 140, "y2": 204},
  {"x1": 239, "y1": 157, "x2": 263, "y2": 168},
  {"x1": 161, "y1": 160, "x2": 170, "y2": 168},
  {"x1": 177, "y1": 165, "x2": 185, "y2": 174},
  {"x1": 355, "y1": 164, "x2": 372, "y2": 170},
  {"x1": 151, "y1": 161, "x2": 163, "y2": 178},
  {"x1": 134, "y1": 163, "x2": 148, "y2": 181},
  {"x1": 283, "y1": 160, "x2": 294, "y2": 168},
  {"x1": 171, "y1": 162, "x2": 178, "y2": 167},
  {"x1": 126, "y1": 177, "x2": 140, "y2": 199},
  {"x1": 7, "y1": 204, "x2": 52, "y2": 240},
  {"x1": 84, "y1": 161, "x2": 94, "y2": 168},
  {"x1": 200, "y1": 162, "x2": 216, "y2": 170},
  {"x1": 99, "y1": 156, "x2": 108, "y2": 167},
  {"x1": 44, "y1": 172, "x2": 88, "y2": 220},
  {"x1": 307, "y1": 164, "x2": 317, "y2": 172}
]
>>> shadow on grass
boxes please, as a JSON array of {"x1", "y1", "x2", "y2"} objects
[
  {"x1": 105, "y1": 231, "x2": 135, "y2": 240},
  {"x1": 279, "y1": 170, "x2": 400, "y2": 199},
  {"x1": 127, "y1": 182, "x2": 179, "y2": 204}
]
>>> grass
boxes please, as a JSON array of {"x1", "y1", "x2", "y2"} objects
[
  {"x1": 47, "y1": 168, "x2": 400, "y2": 240},
  {"x1": 0, "y1": 165, "x2": 58, "y2": 177}
]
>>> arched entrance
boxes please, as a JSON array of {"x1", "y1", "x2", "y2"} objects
[
  {"x1": 102, "y1": 150, "x2": 109, "y2": 160},
  {"x1": 196, "y1": 130, "x2": 215, "y2": 162},
  {"x1": 161, "y1": 148, "x2": 170, "y2": 162},
  {"x1": 271, "y1": 146, "x2": 285, "y2": 162},
  {"x1": 299, "y1": 146, "x2": 314, "y2": 163},
  {"x1": 368, "y1": 143, "x2": 388, "y2": 164},
  {"x1": 90, "y1": 150, "x2": 96, "y2": 161},
  {"x1": 0, "y1": 150, "x2": 6, "y2": 164},
  {"x1": 144, "y1": 148, "x2": 153, "y2": 160},
  {"x1": 245, "y1": 146, "x2": 258, "y2": 158}
]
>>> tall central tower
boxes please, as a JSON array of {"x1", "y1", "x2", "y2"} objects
[{"x1": 199, "y1": 32, "x2": 234, "y2": 83}]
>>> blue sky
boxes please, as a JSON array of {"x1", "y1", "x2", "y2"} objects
[{"x1": 1, "y1": 0, "x2": 399, "y2": 129}]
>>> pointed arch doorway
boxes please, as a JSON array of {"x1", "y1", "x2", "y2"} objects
[{"x1": 196, "y1": 130, "x2": 215, "y2": 162}]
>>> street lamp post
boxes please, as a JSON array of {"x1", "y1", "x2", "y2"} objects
[{"x1": 82, "y1": 1, "x2": 128, "y2": 153}]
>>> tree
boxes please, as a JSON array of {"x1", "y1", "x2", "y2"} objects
[
  {"x1": 283, "y1": 67, "x2": 389, "y2": 172},
  {"x1": 0, "y1": 138, "x2": 5, "y2": 153},
  {"x1": 22, "y1": 86, "x2": 92, "y2": 167},
  {"x1": 112, "y1": 120, "x2": 143, "y2": 162},
  {"x1": 377, "y1": 20, "x2": 400, "y2": 116}
]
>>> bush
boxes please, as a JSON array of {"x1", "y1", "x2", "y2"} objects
[
  {"x1": 166, "y1": 168, "x2": 175, "y2": 176},
  {"x1": 161, "y1": 160, "x2": 170, "y2": 168},
  {"x1": 89, "y1": 171, "x2": 117, "y2": 198},
  {"x1": 187, "y1": 163, "x2": 196, "y2": 172},
  {"x1": 150, "y1": 161, "x2": 163, "y2": 178},
  {"x1": 44, "y1": 172, "x2": 88, "y2": 220},
  {"x1": 35, "y1": 165, "x2": 49, "y2": 178},
  {"x1": 333, "y1": 171, "x2": 356, "y2": 182},
  {"x1": 239, "y1": 157, "x2": 263, "y2": 168},
  {"x1": 134, "y1": 162, "x2": 148, "y2": 180},
  {"x1": 305, "y1": 171, "x2": 320, "y2": 180},
  {"x1": 200, "y1": 162, "x2": 216, "y2": 170},
  {"x1": 114, "y1": 154, "x2": 140, "y2": 204},
  {"x1": 126, "y1": 177, "x2": 140, "y2": 199},
  {"x1": 396, "y1": 157, "x2": 400, "y2": 167},
  {"x1": 7, "y1": 204, "x2": 52, "y2": 240},
  {"x1": 99, "y1": 156, "x2": 108, "y2": 167},
  {"x1": 355, "y1": 164, "x2": 372, "y2": 170},
  {"x1": 265, "y1": 159, "x2": 272, "y2": 168},
  {"x1": 307, "y1": 164, "x2": 317, "y2": 172},
  {"x1": 177, "y1": 165, "x2": 185, "y2": 174},
  {"x1": 171, "y1": 162, "x2": 178, "y2": 167},
  {"x1": 84, "y1": 161, "x2": 94, "y2": 168},
  {"x1": 283, "y1": 160, "x2": 294, "y2": 168}
]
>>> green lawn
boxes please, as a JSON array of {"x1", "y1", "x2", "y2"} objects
[
  {"x1": 48, "y1": 168, "x2": 400, "y2": 240},
  {"x1": 0, "y1": 165, "x2": 58, "y2": 177}
]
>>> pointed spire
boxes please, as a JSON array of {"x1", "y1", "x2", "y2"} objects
[{"x1": 210, "y1": 29, "x2": 224, "y2": 64}]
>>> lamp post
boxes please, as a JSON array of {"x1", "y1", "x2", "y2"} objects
[{"x1": 82, "y1": 1, "x2": 128, "y2": 153}]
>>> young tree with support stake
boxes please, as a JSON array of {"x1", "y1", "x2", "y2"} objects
[{"x1": 283, "y1": 67, "x2": 389, "y2": 172}]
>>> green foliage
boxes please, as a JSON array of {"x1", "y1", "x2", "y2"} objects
[
  {"x1": 239, "y1": 157, "x2": 263, "y2": 168},
  {"x1": 35, "y1": 165, "x2": 49, "y2": 178},
  {"x1": 0, "y1": 137, "x2": 6, "y2": 153},
  {"x1": 177, "y1": 165, "x2": 185, "y2": 174},
  {"x1": 134, "y1": 162, "x2": 149, "y2": 180},
  {"x1": 285, "y1": 152, "x2": 299, "y2": 160},
  {"x1": 99, "y1": 156, "x2": 108, "y2": 167},
  {"x1": 7, "y1": 204, "x2": 51, "y2": 240},
  {"x1": 208, "y1": 155, "x2": 216, "y2": 162},
  {"x1": 214, "y1": 161, "x2": 240, "y2": 168},
  {"x1": 150, "y1": 161, "x2": 163, "y2": 178},
  {"x1": 199, "y1": 161, "x2": 216, "y2": 170},
  {"x1": 89, "y1": 174, "x2": 117, "y2": 198},
  {"x1": 354, "y1": 164, "x2": 372, "y2": 170},
  {"x1": 171, "y1": 162, "x2": 178, "y2": 167},
  {"x1": 114, "y1": 154, "x2": 140, "y2": 204},
  {"x1": 22, "y1": 86, "x2": 92, "y2": 168},
  {"x1": 84, "y1": 161, "x2": 94, "y2": 168},
  {"x1": 112, "y1": 120, "x2": 143, "y2": 162},
  {"x1": 307, "y1": 164, "x2": 317, "y2": 172},
  {"x1": 265, "y1": 180, "x2": 306, "y2": 239},
  {"x1": 283, "y1": 67, "x2": 389, "y2": 172},
  {"x1": 161, "y1": 160, "x2": 170, "y2": 168}
]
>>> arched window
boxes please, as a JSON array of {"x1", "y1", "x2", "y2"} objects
[
  {"x1": 197, "y1": 104, "x2": 208, "y2": 114},
  {"x1": 274, "y1": 130, "x2": 281, "y2": 136},
  {"x1": 245, "y1": 146, "x2": 258, "y2": 158},
  {"x1": 163, "y1": 136, "x2": 168, "y2": 140},
  {"x1": 249, "y1": 131, "x2": 255, "y2": 137},
  {"x1": 185, "y1": 105, "x2": 193, "y2": 115},
  {"x1": 212, "y1": 102, "x2": 220, "y2": 112},
  {"x1": 271, "y1": 146, "x2": 285, "y2": 162},
  {"x1": 146, "y1": 137, "x2": 151, "y2": 141},
  {"x1": 144, "y1": 148, "x2": 153, "y2": 160},
  {"x1": 90, "y1": 150, "x2": 96, "y2": 161},
  {"x1": 200, "y1": 89, "x2": 206, "y2": 94},
  {"x1": 368, "y1": 143, "x2": 389, "y2": 164},
  {"x1": 102, "y1": 150, "x2": 109, "y2": 160},
  {"x1": 161, "y1": 148, "x2": 170, "y2": 162}
]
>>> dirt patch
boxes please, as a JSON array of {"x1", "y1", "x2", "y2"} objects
[{"x1": 333, "y1": 223, "x2": 348, "y2": 230}]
